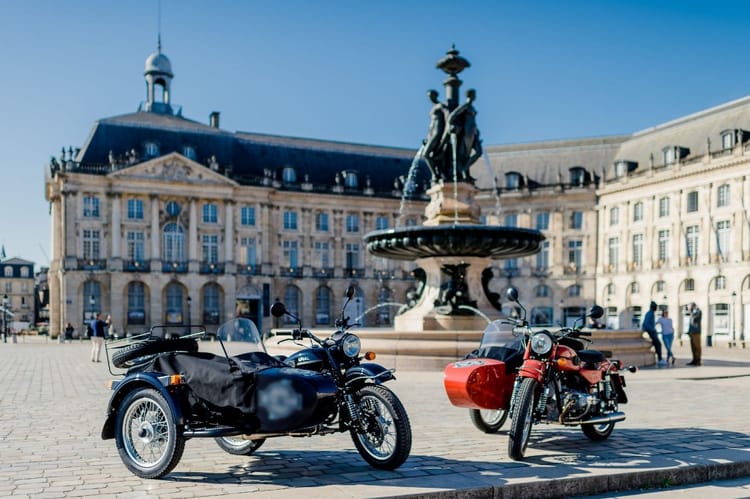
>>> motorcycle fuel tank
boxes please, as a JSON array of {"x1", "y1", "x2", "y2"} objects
[
  {"x1": 443, "y1": 358, "x2": 515, "y2": 410},
  {"x1": 254, "y1": 366, "x2": 337, "y2": 432}
]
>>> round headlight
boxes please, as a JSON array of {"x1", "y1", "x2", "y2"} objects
[
  {"x1": 530, "y1": 332, "x2": 553, "y2": 355},
  {"x1": 341, "y1": 334, "x2": 361, "y2": 358}
]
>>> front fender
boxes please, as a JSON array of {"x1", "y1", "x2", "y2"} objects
[
  {"x1": 101, "y1": 372, "x2": 185, "y2": 440},
  {"x1": 518, "y1": 359, "x2": 545, "y2": 383},
  {"x1": 345, "y1": 363, "x2": 395, "y2": 388}
]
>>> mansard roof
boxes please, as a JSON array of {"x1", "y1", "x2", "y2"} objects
[{"x1": 73, "y1": 111, "x2": 423, "y2": 198}]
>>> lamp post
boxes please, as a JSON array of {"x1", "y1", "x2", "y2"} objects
[
  {"x1": 732, "y1": 291, "x2": 737, "y2": 348},
  {"x1": 2, "y1": 294, "x2": 7, "y2": 343},
  {"x1": 186, "y1": 295, "x2": 192, "y2": 332}
]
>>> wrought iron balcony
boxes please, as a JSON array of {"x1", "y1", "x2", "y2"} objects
[
  {"x1": 123, "y1": 260, "x2": 151, "y2": 272},
  {"x1": 374, "y1": 269, "x2": 396, "y2": 280},
  {"x1": 238, "y1": 264, "x2": 262, "y2": 275},
  {"x1": 313, "y1": 267, "x2": 335, "y2": 278},
  {"x1": 345, "y1": 268, "x2": 365, "y2": 278},
  {"x1": 77, "y1": 258, "x2": 106, "y2": 271},
  {"x1": 162, "y1": 261, "x2": 188, "y2": 273},
  {"x1": 200, "y1": 262, "x2": 225, "y2": 275},
  {"x1": 279, "y1": 266, "x2": 303, "y2": 277}
]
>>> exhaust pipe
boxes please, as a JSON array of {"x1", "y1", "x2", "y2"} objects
[{"x1": 580, "y1": 412, "x2": 626, "y2": 425}]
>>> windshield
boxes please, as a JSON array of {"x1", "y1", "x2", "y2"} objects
[
  {"x1": 480, "y1": 320, "x2": 520, "y2": 349},
  {"x1": 216, "y1": 317, "x2": 265, "y2": 352}
]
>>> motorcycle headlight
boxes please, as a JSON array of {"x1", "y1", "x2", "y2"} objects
[
  {"x1": 341, "y1": 334, "x2": 361, "y2": 358},
  {"x1": 530, "y1": 332, "x2": 553, "y2": 356}
]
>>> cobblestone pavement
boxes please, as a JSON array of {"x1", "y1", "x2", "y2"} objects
[{"x1": 1, "y1": 336, "x2": 750, "y2": 498}]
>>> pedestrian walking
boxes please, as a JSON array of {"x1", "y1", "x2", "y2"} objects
[
  {"x1": 657, "y1": 310, "x2": 675, "y2": 366},
  {"x1": 687, "y1": 302, "x2": 702, "y2": 366},
  {"x1": 642, "y1": 301, "x2": 666, "y2": 366},
  {"x1": 90, "y1": 313, "x2": 108, "y2": 363},
  {"x1": 64, "y1": 323, "x2": 74, "y2": 341}
]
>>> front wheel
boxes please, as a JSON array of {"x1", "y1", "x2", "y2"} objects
[
  {"x1": 508, "y1": 377, "x2": 538, "y2": 461},
  {"x1": 214, "y1": 436, "x2": 266, "y2": 455},
  {"x1": 470, "y1": 408, "x2": 508, "y2": 433},
  {"x1": 114, "y1": 388, "x2": 184, "y2": 478},
  {"x1": 350, "y1": 385, "x2": 411, "y2": 470},
  {"x1": 582, "y1": 421, "x2": 615, "y2": 441}
]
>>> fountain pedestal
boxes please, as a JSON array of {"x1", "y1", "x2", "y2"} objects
[{"x1": 423, "y1": 182, "x2": 481, "y2": 226}]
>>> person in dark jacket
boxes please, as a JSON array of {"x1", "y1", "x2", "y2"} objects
[
  {"x1": 687, "y1": 302, "x2": 702, "y2": 366},
  {"x1": 642, "y1": 301, "x2": 666, "y2": 366},
  {"x1": 89, "y1": 312, "x2": 108, "y2": 363}
]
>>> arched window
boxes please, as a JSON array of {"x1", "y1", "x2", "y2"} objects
[
  {"x1": 567, "y1": 284, "x2": 581, "y2": 297},
  {"x1": 715, "y1": 275, "x2": 727, "y2": 290},
  {"x1": 630, "y1": 282, "x2": 640, "y2": 294},
  {"x1": 282, "y1": 167, "x2": 297, "y2": 184},
  {"x1": 345, "y1": 171, "x2": 358, "y2": 188},
  {"x1": 163, "y1": 223, "x2": 185, "y2": 263},
  {"x1": 83, "y1": 281, "x2": 102, "y2": 321},
  {"x1": 315, "y1": 286, "x2": 331, "y2": 325},
  {"x1": 683, "y1": 278, "x2": 695, "y2": 292},
  {"x1": 283, "y1": 286, "x2": 301, "y2": 324},
  {"x1": 165, "y1": 283, "x2": 183, "y2": 324},
  {"x1": 606, "y1": 283, "x2": 615, "y2": 295},
  {"x1": 377, "y1": 287, "x2": 392, "y2": 325},
  {"x1": 127, "y1": 282, "x2": 146, "y2": 325},
  {"x1": 203, "y1": 283, "x2": 221, "y2": 324},
  {"x1": 535, "y1": 284, "x2": 550, "y2": 298}
]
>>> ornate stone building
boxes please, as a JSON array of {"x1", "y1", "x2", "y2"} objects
[
  {"x1": 44, "y1": 45, "x2": 750, "y2": 346},
  {"x1": 0, "y1": 257, "x2": 36, "y2": 333}
]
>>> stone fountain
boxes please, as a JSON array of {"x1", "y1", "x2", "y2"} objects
[{"x1": 364, "y1": 46, "x2": 545, "y2": 333}]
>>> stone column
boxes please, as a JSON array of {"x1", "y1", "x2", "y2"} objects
[
  {"x1": 150, "y1": 195, "x2": 160, "y2": 264},
  {"x1": 188, "y1": 198, "x2": 198, "y2": 266},
  {"x1": 111, "y1": 193, "x2": 121, "y2": 259},
  {"x1": 224, "y1": 200, "x2": 235, "y2": 273}
]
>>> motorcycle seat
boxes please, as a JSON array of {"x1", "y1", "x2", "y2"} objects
[{"x1": 577, "y1": 349, "x2": 606, "y2": 364}]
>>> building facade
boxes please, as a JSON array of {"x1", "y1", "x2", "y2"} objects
[
  {"x1": 44, "y1": 46, "x2": 750, "y2": 345},
  {"x1": 0, "y1": 257, "x2": 36, "y2": 333}
]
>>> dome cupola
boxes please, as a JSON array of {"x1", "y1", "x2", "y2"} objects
[{"x1": 143, "y1": 37, "x2": 174, "y2": 114}]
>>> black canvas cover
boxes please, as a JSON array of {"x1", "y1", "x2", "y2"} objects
[{"x1": 143, "y1": 351, "x2": 285, "y2": 424}]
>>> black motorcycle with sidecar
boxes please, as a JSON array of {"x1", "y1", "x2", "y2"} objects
[{"x1": 101, "y1": 287, "x2": 412, "y2": 478}]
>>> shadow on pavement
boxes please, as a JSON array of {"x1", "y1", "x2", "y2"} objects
[{"x1": 164, "y1": 427, "x2": 750, "y2": 491}]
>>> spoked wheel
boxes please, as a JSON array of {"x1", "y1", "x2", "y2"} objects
[
  {"x1": 114, "y1": 388, "x2": 184, "y2": 478},
  {"x1": 582, "y1": 421, "x2": 615, "y2": 441},
  {"x1": 214, "y1": 436, "x2": 266, "y2": 455},
  {"x1": 350, "y1": 385, "x2": 411, "y2": 470},
  {"x1": 508, "y1": 377, "x2": 538, "y2": 461},
  {"x1": 469, "y1": 408, "x2": 508, "y2": 433}
]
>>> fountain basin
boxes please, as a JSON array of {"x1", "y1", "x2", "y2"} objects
[{"x1": 364, "y1": 225, "x2": 545, "y2": 261}]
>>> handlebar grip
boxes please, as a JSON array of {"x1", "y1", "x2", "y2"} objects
[{"x1": 577, "y1": 331, "x2": 592, "y2": 337}]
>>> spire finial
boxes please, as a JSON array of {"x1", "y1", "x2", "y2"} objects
[{"x1": 157, "y1": 0, "x2": 162, "y2": 52}]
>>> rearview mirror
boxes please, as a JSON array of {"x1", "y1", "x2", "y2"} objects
[
  {"x1": 505, "y1": 287, "x2": 519, "y2": 302},
  {"x1": 589, "y1": 305, "x2": 604, "y2": 320},
  {"x1": 270, "y1": 302, "x2": 287, "y2": 318},
  {"x1": 345, "y1": 286, "x2": 355, "y2": 300}
]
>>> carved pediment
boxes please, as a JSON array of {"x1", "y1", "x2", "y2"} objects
[{"x1": 109, "y1": 152, "x2": 237, "y2": 186}]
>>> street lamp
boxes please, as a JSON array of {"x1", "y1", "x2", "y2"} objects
[{"x1": 732, "y1": 291, "x2": 737, "y2": 348}]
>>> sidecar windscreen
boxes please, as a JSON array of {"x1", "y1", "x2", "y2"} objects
[{"x1": 216, "y1": 317, "x2": 265, "y2": 352}]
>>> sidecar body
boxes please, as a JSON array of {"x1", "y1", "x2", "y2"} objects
[
  {"x1": 102, "y1": 318, "x2": 338, "y2": 441},
  {"x1": 443, "y1": 320, "x2": 523, "y2": 410}
]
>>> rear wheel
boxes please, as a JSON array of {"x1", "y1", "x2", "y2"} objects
[
  {"x1": 508, "y1": 378, "x2": 538, "y2": 461},
  {"x1": 114, "y1": 388, "x2": 184, "y2": 478},
  {"x1": 214, "y1": 436, "x2": 266, "y2": 455},
  {"x1": 469, "y1": 408, "x2": 508, "y2": 433},
  {"x1": 350, "y1": 385, "x2": 411, "y2": 470}
]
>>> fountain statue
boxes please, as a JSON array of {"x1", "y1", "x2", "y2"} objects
[{"x1": 364, "y1": 46, "x2": 545, "y2": 332}]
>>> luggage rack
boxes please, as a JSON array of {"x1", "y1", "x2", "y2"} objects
[{"x1": 104, "y1": 324, "x2": 207, "y2": 376}]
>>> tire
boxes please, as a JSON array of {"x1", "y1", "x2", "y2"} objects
[
  {"x1": 582, "y1": 421, "x2": 615, "y2": 441},
  {"x1": 214, "y1": 436, "x2": 266, "y2": 455},
  {"x1": 350, "y1": 385, "x2": 411, "y2": 470},
  {"x1": 508, "y1": 377, "x2": 538, "y2": 461},
  {"x1": 114, "y1": 388, "x2": 184, "y2": 479},
  {"x1": 112, "y1": 338, "x2": 199, "y2": 369},
  {"x1": 470, "y1": 408, "x2": 508, "y2": 433}
]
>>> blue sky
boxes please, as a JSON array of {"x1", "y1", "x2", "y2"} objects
[{"x1": 1, "y1": 0, "x2": 749, "y2": 267}]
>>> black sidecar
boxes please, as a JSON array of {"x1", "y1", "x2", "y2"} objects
[{"x1": 101, "y1": 319, "x2": 338, "y2": 478}]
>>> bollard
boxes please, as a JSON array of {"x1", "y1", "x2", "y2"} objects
[{"x1": 706, "y1": 334, "x2": 713, "y2": 347}]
